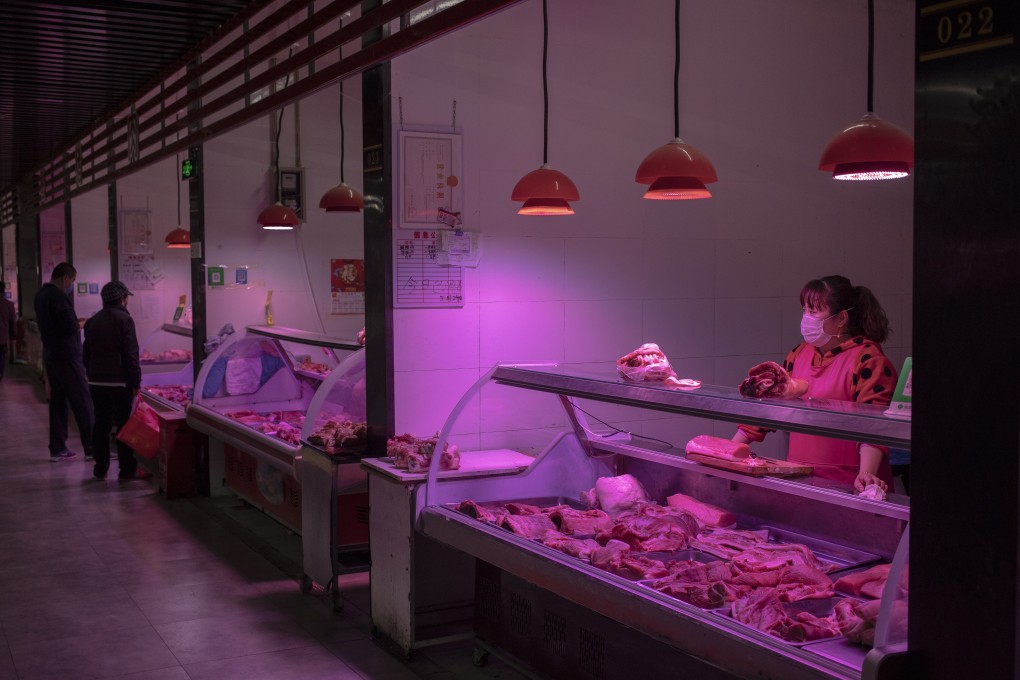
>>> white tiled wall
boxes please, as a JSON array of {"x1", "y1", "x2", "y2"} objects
[{"x1": 391, "y1": 0, "x2": 914, "y2": 453}]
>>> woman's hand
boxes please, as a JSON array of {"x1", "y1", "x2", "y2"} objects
[{"x1": 854, "y1": 470, "x2": 887, "y2": 493}]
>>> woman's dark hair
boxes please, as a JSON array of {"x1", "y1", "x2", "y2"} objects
[
  {"x1": 800, "y1": 275, "x2": 890, "y2": 343},
  {"x1": 51, "y1": 262, "x2": 76, "y2": 280}
]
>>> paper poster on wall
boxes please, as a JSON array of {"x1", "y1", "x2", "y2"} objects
[
  {"x1": 119, "y1": 253, "x2": 157, "y2": 291},
  {"x1": 393, "y1": 229, "x2": 464, "y2": 308},
  {"x1": 330, "y1": 259, "x2": 365, "y2": 315},
  {"x1": 120, "y1": 210, "x2": 153, "y2": 254},
  {"x1": 397, "y1": 128, "x2": 462, "y2": 228},
  {"x1": 40, "y1": 231, "x2": 66, "y2": 281}
]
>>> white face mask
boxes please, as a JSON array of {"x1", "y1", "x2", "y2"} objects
[
  {"x1": 800, "y1": 312, "x2": 835, "y2": 346},
  {"x1": 800, "y1": 307, "x2": 854, "y2": 347}
]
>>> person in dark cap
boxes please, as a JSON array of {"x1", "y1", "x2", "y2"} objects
[
  {"x1": 83, "y1": 281, "x2": 142, "y2": 480},
  {"x1": 33, "y1": 262, "x2": 94, "y2": 462}
]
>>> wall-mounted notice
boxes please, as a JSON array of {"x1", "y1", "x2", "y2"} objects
[
  {"x1": 393, "y1": 229, "x2": 463, "y2": 308},
  {"x1": 397, "y1": 128, "x2": 462, "y2": 228},
  {"x1": 330, "y1": 258, "x2": 365, "y2": 315}
]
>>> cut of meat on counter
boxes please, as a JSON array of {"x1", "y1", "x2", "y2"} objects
[
  {"x1": 834, "y1": 597, "x2": 907, "y2": 647},
  {"x1": 616, "y1": 343, "x2": 678, "y2": 382},
  {"x1": 685, "y1": 435, "x2": 752, "y2": 461},
  {"x1": 595, "y1": 505, "x2": 700, "y2": 552},
  {"x1": 386, "y1": 433, "x2": 461, "y2": 471},
  {"x1": 689, "y1": 527, "x2": 769, "y2": 559},
  {"x1": 501, "y1": 513, "x2": 557, "y2": 539},
  {"x1": 834, "y1": 563, "x2": 891, "y2": 599},
  {"x1": 738, "y1": 361, "x2": 809, "y2": 399},
  {"x1": 455, "y1": 499, "x2": 509, "y2": 525},
  {"x1": 307, "y1": 418, "x2": 368, "y2": 452},
  {"x1": 730, "y1": 542, "x2": 835, "y2": 574},
  {"x1": 581, "y1": 474, "x2": 648, "y2": 513},
  {"x1": 547, "y1": 507, "x2": 614, "y2": 535},
  {"x1": 539, "y1": 530, "x2": 602, "y2": 560},
  {"x1": 666, "y1": 492, "x2": 737, "y2": 528},
  {"x1": 731, "y1": 564, "x2": 835, "y2": 602},
  {"x1": 143, "y1": 384, "x2": 192, "y2": 406},
  {"x1": 730, "y1": 589, "x2": 841, "y2": 643}
]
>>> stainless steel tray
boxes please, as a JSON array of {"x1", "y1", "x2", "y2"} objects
[
  {"x1": 711, "y1": 596, "x2": 847, "y2": 647},
  {"x1": 760, "y1": 525, "x2": 881, "y2": 572},
  {"x1": 633, "y1": 549, "x2": 717, "y2": 565}
]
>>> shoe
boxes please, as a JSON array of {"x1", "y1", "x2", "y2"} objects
[
  {"x1": 84, "y1": 455, "x2": 95, "y2": 462},
  {"x1": 50, "y1": 450, "x2": 78, "y2": 462},
  {"x1": 93, "y1": 466, "x2": 108, "y2": 480},
  {"x1": 119, "y1": 469, "x2": 153, "y2": 481}
]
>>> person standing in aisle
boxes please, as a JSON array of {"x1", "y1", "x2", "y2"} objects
[
  {"x1": 0, "y1": 282, "x2": 16, "y2": 382},
  {"x1": 733, "y1": 274, "x2": 899, "y2": 492},
  {"x1": 33, "y1": 262, "x2": 94, "y2": 462},
  {"x1": 83, "y1": 281, "x2": 142, "y2": 480}
]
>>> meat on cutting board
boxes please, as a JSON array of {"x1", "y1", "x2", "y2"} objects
[
  {"x1": 685, "y1": 435, "x2": 751, "y2": 461},
  {"x1": 666, "y1": 492, "x2": 737, "y2": 528}
]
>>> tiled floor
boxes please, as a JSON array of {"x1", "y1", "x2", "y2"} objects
[{"x1": 0, "y1": 365, "x2": 529, "y2": 680}]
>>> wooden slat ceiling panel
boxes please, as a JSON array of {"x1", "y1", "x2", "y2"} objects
[{"x1": 0, "y1": 0, "x2": 256, "y2": 194}]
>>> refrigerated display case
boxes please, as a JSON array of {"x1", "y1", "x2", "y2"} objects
[
  {"x1": 413, "y1": 363, "x2": 910, "y2": 680},
  {"x1": 187, "y1": 325, "x2": 361, "y2": 474},
  {"x1": 140, "y1": 323, "x2": 194, "y2": 409},
  {"x1": 186, "y1": 325, "x2": 370, "y2": 597}
]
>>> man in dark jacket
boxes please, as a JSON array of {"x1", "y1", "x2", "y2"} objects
[
  {"x1": 83, "y1": 281, "x2": 142, "y2": 480},
  {"x1": 0, "y1": 281, "x2": 16, "y2": 382},
  {"x1": 33, "y1": 262, "x2": 94, "y2": 461}
]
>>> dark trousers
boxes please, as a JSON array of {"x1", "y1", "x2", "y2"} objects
[
  {"x1": 44, "y1": 357, "x2": 94, "y2": 456},
  {"x1": 90, "y1": 385, "x2": 136, "y2": 476},
  {"x1": 0, "y1": 344, "x2": 7, "y2": 380}
]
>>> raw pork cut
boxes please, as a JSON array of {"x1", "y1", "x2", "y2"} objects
[
  {"x1": 616, "y1": 343, "x2": 677, "y2": 382},
  {"x1": 585, "y1": 474, "x2": 648, "y2": 513},
  {"x1": 502, "y1": 513, "x2": 557, "y2": 539},
  {"x1": 538, "y1": 530, "x2": 602, "y2": 560},
  {"x1": 730, "y1": 589, "x2": 840, "y2": 643},
  {"x1": 685, "y1": 435, "x2": 751, "y2": 461},
  {"x1": 730, "y1": 542, "x2": 833, "y2": 573},
  {"x1": 456, "y1": 500, "x2": 507, "y2": 524},
  {"x1": 666, "y1": 492, "x2": 736, "y2": 528},
  {"x1": 689, "y1": 528, "x2": 768, "y2": 559},
  {"x1": 835, "y1": 563, "x2": 891, "y2": 599},
  {"x1": 738, "y1": 361, "x2": 809, "y2": 399},
  {"x1": 596, "y1": 510, "x2": 699, "y2": 552},
  {"x1": 547, "y1": 507, "x2": 614, "y2": 535}
]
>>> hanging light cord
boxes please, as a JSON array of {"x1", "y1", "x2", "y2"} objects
[
  {"x1": 673, "y1": 0, "x2": 680, "y2": 139},
  {"x1": 866, "y1": 0, "x2": 874, "y2": 113},
  {"x1": 273, "y1": 48, "x2": 295, "y2": 202},
  {"x1": 339, "y1": 80, "x2": 346, "y2": 184},
  {"x1": 541, "y1": 0, "x2": 549, "y2": 164}
]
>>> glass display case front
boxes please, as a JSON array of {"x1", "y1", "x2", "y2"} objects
[
  {"x1": 186, "y1": 325, "x2": 363, "y2": 469},
  {"x1": 140, "y1": 323, "x2": 194, "y2": 410},
  {"x1": 413, "y1": 362, "x2": 910, "y2": 680}
]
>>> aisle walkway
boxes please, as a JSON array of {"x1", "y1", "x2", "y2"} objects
[{"x1": 0, "y1": 366, "x2": 523, "y2": 680}]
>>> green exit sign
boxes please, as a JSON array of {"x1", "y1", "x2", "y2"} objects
[{"x1": 181, "y1": 158, "x2": 197, "y2": 180}]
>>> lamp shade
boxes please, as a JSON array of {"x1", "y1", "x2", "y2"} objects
[
  {"x1": 319, "y1": 182, "x2": 365, "y2": 212},
  {"x1": 258, "y1": 202, "x2": 300, "y2": 230},
  {"x1": 819, "y1": 112, "x2": 914, "y2": 180},
  {"x1": 635, "y1": 138, "x2": 717, "y2": 199},
  {"x1": 164, "y1": 227, "x2": 190, "y2": 249},
  {"x1": 511, "y1": 165, "x2": 579, "y2": 216}
]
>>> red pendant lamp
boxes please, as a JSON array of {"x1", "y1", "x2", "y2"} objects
[
  {"x1": 320, "y1": 69, "x2": 364, "y2": 212},
  {"x1": 165, "y1": 150, "x2": 190, "y2": 248},
  {"x1": 511, "y1": 0, "x2": 578, "y2": 216},
  {"x1": 259, "y1": 102, "x2": 301, "y2": 229},
  {"x1": 818, "y1": 0, "x2": 913, "y2": 180},
  {"x1": 635, "y1": 0, "x2": 717, "y2": 200}
]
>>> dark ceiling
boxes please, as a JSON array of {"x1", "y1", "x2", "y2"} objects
[{"x1": 0, "y1": 0, "x2": 256, "y2": 196}]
